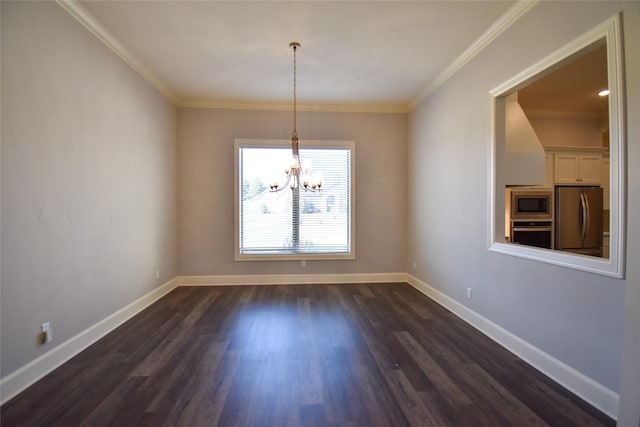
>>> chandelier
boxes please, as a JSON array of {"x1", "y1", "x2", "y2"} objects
[{"x1": 269, "y1": 42, "x2": 322, "y2": 192}]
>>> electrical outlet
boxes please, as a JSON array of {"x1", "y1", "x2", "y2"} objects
[
  {"x1": 301, "y1": 260, "x2": 306, "y2": 268},
  {"x1": 412, "y1": 261, "x2": 417, "y2": 270},
  {"x1": 466, "y1": 287, "x2": 472, "y2": 299},
  {"x1": 40, "y1": 322, "x2": 52, "y2": 344},
  {"x1": 155, "y1": 270, "x2": 160, "y2": 280}
]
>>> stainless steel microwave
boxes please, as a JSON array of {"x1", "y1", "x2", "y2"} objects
[{"x1": 510, "y1": 190, "x2": 553, "y2": 220}]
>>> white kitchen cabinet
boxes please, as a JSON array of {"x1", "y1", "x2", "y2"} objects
[
  {"x1": 544, "y1": 154, "x2": 554, "y2": 188},
  {"x1": 553, "y1": 153, "x2": 601, "y2": 185}
]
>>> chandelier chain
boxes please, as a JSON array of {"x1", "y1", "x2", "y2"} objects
[{"x1": 292, "y1": 43, "x2": 297, "y2": 137}]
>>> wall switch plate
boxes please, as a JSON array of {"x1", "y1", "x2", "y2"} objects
[
  {"x1": 466, "y1": 287, "x2": 472, "y2": 299},
  {"x1": 40, "y1": 322, "x2": 52, "y2": 344}
]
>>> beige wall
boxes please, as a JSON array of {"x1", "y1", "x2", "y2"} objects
[
  {"x1": 529, "y1": 115, "x2": 604, "y2": 148},
  {"x1": 617, "y1": 2, "x2": 640, "y2": 425},
  {"x1": 2, "y1": 1, "x2": 639, "y2": 424},
  {"x1": 178, "y1": 108, "x2": 407, "y2": 276},
  {"x1": 409, "y1": 0, "x2": 634, "y2": 403},
  {"x1": 1, "y1": 2, "x2": 178, "y2": 377}
]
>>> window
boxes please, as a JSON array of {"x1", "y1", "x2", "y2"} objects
[
  {"x1": 488, "y1": 15, "x2": 625, "y2": 278},
  {"x1": 235, "y1": 139, "x2": 355, "y2": 260}
]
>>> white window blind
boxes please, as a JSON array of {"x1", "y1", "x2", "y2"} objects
[{"x1": 235, "y1": 139, "x2": 354, "y2": 260}]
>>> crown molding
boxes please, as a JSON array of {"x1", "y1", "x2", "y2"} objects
[
  {"x1": 176, "y1": 99, "x2": 410, "y2": 114},
  {"x1": 543, "y1": 145, "x2": 607, "y2": 153},
  {"x1": 523, "y1": 108, "x2": 607, "y2": 120},
  {"x1": 55, "y1": 0, "x2": 178, "y2": 104},
  {"x1": 409, "y1": 0, "x2": 539, "y2": 110}
]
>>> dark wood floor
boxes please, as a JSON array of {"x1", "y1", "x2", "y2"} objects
[{"x1": 1, "y1": 283, "x2": 614, "y2": 427}]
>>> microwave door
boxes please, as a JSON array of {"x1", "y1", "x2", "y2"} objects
[{"x1": 555, "y1": 186, "x2": 584, "y2": 250}]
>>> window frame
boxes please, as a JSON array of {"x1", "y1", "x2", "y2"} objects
[{"x1": 234, "y1": 138, "x2": 356, "y2": 261}]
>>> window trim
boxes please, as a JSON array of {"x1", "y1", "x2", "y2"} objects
[
  {"x1": 234, "y1": 138, "x2": 356, "y2": 261},
  {"x1": 487, "y1": 14, "x2": 625, "y2": 278}
]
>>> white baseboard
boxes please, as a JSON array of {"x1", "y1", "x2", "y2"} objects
[
  {"x1": 177, "y1": 272, "x2": 407, "y2": 286},
  {"x1": 2, "y1": 272, "x2": 618, "y2": 420},
  {"x1": 406, "y1": 274, "x2": 619, "y2": 420},
  {"x1": 0, "y1": 278, "x2": 178, "y2": 405}
]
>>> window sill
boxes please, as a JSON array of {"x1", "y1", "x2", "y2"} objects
[{"x1": 235, "y1": 252, "x2": 355, "y2": 262}]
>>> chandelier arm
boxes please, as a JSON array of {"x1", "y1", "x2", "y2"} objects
[{"x1": 271, "y1": 173, "x2": 294, "y2": 193}]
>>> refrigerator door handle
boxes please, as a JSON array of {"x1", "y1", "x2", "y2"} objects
[
  {"x1": 584, "y1": 191, "x2": 591, "y2": 240},
  {"x1": 579, "y1": 192, "x2": 588, "y2": 240}
]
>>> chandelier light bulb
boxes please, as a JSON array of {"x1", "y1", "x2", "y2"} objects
[{"x1": 302, "y1": 160, "x2": 312, "y2": 174}]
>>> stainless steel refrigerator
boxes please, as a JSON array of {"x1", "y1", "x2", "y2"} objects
[{"x1": 555, "y1": 186, "x2": 603, "y2": 257}]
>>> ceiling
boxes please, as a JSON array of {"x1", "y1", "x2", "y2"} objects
[
  {"x1": 65, "y1": 0, "x2": 520, "y2": 111},
  {"x1": 518, "y1": 43, "x2": 609, "y2": 118}
]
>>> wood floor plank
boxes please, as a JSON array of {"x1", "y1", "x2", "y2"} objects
[
  {"x1": 393, "y1": 330, "x2": 473, "y2": 407},
  {"x1": 381, "y1": 368, "x2": 450, "y2": 426},
  {"x1": 296, "y1": 296, "x2": 325, "y2": 406},
  {"x1": 0, "y1": 284, "x2": 615, "y2": 427},
  {"x1": 78, "y1": 376, "x2": 148, "y2": 427},
  {"x1": 187, "y1": 350, "x2": 242, "y2": 427}
]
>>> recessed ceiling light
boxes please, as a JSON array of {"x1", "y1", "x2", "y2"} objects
[{"x1": 598, "y1": 89, "x2": 610, "y2": 97}]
